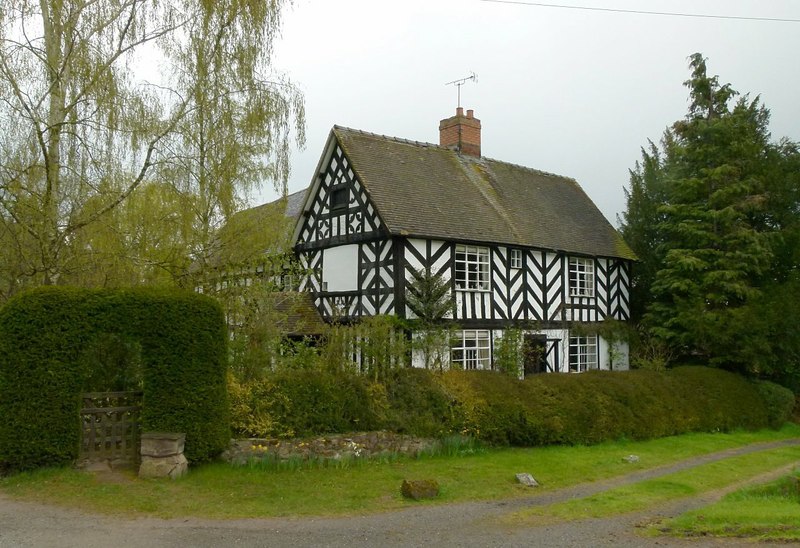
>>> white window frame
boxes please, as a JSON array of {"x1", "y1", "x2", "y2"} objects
[
  {"x1": 510, "y1": 248, "x2": 522, "y2": 269},
  {"x1": 569, "y1": 335, "x2": 597, "y2": 372},
  {"x1": 569, "y1": 257, "x2": 595, "y2": 298},
  {"x1": 451, "y1": 330, "x2": 491, "y2": 370},
  {"x1": 455, "y1": 244, "x2": 490, "y2": 291}
]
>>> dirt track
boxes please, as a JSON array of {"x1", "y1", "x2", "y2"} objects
[{"x1": 1, "y1": 439, "x2": 798, "y2": 548}]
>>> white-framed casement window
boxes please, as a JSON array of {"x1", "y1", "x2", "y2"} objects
[
  {"x1": 569, "y1": 257, "x2": 595, "y2": 297},
  {"x1": 451, "y1": 329, "x2": 491, "y2": 370},
  {"x1": 569, "y1": 335, "x2": 597, "y2": 372},
  {"x1": 510, "y1": 248, "x2": 523, "y2": 269},
  {"x1": 455, "y1": 244, "x2": 490, "y2": 291}
]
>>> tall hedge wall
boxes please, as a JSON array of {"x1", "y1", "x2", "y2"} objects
[
  {"x1": 438, "y1": 366, "x2": 793, "y2": 446},
  {"x1": 229, "y1": 366, "x2": 794, "y2": 444},
  {"x1": 0, "y1": 287, "x2": 229, "y2": 472}
]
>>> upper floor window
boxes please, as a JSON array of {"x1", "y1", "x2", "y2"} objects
[
  {"x1": 569, "y1": 257, "x2": 594, "y2": 297},
  {"x1": 330, "y1": 187, "x2": 349, "y2": 211},
  {"x1": 510, "y1": 248, "x2": 522, "y2": 269},
  {"x1": 455, "y1": 244, "x2": 490, "y2": 291},
  {"x1": 452, "y1": 329, "x2": 491, "y2": 370},
  {"x1": 569, "y1": 335, "x2": 597, "y2": 372}
]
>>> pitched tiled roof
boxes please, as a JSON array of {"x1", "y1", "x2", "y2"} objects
[
  {"x1": 268, "y1": 291, "x2": 326, "y2": 336},
  {"x1": 203, "y1": 188, "x2": 307, "y2": 270},
  {"x1": 333, "y1": 127, "x2": 636, "y2": 260}
]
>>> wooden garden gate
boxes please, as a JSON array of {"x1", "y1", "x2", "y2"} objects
[{"x1": 79, "y1": 391, "x2": 142, "y2": 466}]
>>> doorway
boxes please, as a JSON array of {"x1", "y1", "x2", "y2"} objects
[{"x1": 523, "y1": 334, "x2": 548, "y2": 377}]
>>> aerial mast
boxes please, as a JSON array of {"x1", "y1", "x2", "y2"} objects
[{"x1": 445, "y1": 71, "x2": 478, "y2": 108}]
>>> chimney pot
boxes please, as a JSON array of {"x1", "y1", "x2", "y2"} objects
[{"x1": 439, "y1": 107, "x2": 481, "y2": 157}]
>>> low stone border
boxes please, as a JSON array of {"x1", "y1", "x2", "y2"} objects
[{"x1": 222, "y1": 432, "x2": 436, "y2": 465}]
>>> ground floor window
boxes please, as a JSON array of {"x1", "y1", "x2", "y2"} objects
[
  {"x1": 569, "y1": 335, "x2": 597, "y2": 372},
  {"x1": 452, "y1": 329, "x2": 491, "y2": 370}
]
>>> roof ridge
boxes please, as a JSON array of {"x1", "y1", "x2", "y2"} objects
[
  {"x1": 333, "y1": 125, "x2": 576, "y2": 182},
  {"x1": 333, "y1": 125, "x2": 440, "y2": 150},
  {"x1": 481, "y1": 156, "x2": 578, "y2": 183}
]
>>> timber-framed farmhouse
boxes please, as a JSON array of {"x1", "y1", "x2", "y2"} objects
[{"x1": 291, "y1": 107, "x2": 637, "y2": 374}]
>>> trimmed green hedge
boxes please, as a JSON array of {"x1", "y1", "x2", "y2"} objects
[
  {"x1": 229, "y1": 369, "x2": 384, "y2": 438},
  {"x1": 438, "y1": 366, "x2": 794, "y2": 446},
  {"x1": 0, "y1": 287, "x2": 229, "y2": 472},
  {"x1": 229, "y1": 366, "x2": 794, "y2": 446},
  {"x1": 229, "y1": 368, "x2": 455, "y2": 439}
]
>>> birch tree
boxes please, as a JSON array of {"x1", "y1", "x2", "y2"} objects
[{"x1": 0, "y1": 0, "x2": 303, "y2": 298}]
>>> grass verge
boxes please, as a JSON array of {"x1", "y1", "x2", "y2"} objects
[
  {"x1": 653, "y1": 472, "x2": 800, "y2": 541},
  {"x1": 505, "y1": 445, "x2": 800, "y2": 525},
  {"x1": 0, "y1": 424, "x2": 798, "y2": 519}
]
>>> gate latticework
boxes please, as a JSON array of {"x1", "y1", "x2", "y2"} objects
[{"x1": 80, "y1": 391, "x2": 142, "y2": 466}]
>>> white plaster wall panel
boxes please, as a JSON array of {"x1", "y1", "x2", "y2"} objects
[{"x1": 322, "y1": 244, "x2": 359, "y2": 291}]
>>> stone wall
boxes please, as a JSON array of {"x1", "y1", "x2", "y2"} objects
[{"x1": 222, "y1": 431, "x2": 435, "y2": 465}]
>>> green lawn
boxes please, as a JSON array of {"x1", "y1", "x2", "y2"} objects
[
  {"x1": 505, "y1": 445, "x2": 800, "y2": 525},
  {"x1": 0, "y1": 424, "x2": 798, "y2": 519},
  {"x1": 654, "y1": 472, "x2": 800, "y2": 541}
]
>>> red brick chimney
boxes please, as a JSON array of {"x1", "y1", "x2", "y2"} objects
[{"x1": 439, "y1": 107, "x2": 481, "y2": 156}]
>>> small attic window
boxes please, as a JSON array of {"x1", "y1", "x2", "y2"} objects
[{"x1": 331, "y1": 187, "x2": 348, "y2": 211}]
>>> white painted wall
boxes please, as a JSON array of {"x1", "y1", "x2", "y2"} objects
[
  {"x1": 598, "y1": 338, "x2": 630, "y2": 371},
  {"x1": 322, "y1": 244, "x2": 359, "y2": 291}
]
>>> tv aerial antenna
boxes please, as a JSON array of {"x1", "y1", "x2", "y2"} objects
[{"x1": 445, "y1": 71, "x2": 478, "y2": 108}]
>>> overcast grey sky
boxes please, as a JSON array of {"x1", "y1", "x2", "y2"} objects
[{"x1": 259, "y1": 0, "x2": 800, "y2": 226}]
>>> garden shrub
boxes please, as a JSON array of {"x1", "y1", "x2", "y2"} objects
[
  {"x1": 225, "y1": 360, "x2": 789, "y2": 447},
  {"x1": 0, "y1": 287, "x2": 229, "y2": 472},
  {"x1": 754, "y1": 380, "x2": 796, "y2": 428},
  {"x1": 382, "y1": 368, "x2": 452, "y2": 437},
  {"x1": 229, "y1": 369, "x2": 383, "y2": 438},
  {"x1": 435, "y1": 366, "x2": 779, "y2": 447}
]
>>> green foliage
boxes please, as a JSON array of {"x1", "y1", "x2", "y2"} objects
[
  {"x1": 620, "y1": 53, "x2": 800, "y2": 376},
  {"x1": 411, "y1": 323, "x2": 458, "y2": 371},
  {"x1": 355, "y1": 316, "x2": 409, "y2": 382},
  {"x1": 0, "y1": 287, "x2": 229, "y2": 472},
  {"x1": 228, "y1": 369, "x2": 384, "y2": 438},
  {"x1": 272, "y1": 369, "x2": 384, "y2": 436},
  {"x1": 493, "y1": 328, "x2": 523, "y2": 378},
  {"x1": 228, "y1": 365, "x2": 452, "y2": 439},
  {"x1": 227, "y1": 330, "x2": 790, "y2": 445},
  {"x1": 80, "y1": 333, "x2": 144, "y2": 392},
  {"x1": 629, "y1": 327, "x2": 674, "y2": 371},
  {"x1": 754, "y1": 381, "x2": 797, "y2": 429},
  {"x1": 405, "y1": 267, "x2": 454, "y2": 323},
  {"x1": 0, "y1": 0, "x2": 304, "y2": 297},
  {"x1": 438, "y1": 366, "x2": 782, "y2": 447},
  {"x1": 228, "y1": 373, "x2": 285, "y2": 438},
  {"x1": 382, "y1": 368, "x2": 453, "y2": 437},
  {"x1": 316, "y1": 316, "x2": 408, "y2": 381}
]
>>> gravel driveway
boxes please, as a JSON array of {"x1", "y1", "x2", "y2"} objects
[{"x1": 1, "y1": 439, "x2": 798, "y2": 548}]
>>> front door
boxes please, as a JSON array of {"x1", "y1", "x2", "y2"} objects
[{"x1": 523, "y1": 334, "x2": 548, "y2": 377}]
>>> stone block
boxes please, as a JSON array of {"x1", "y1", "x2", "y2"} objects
[
  {"x1": 401, "y1": 479, "x2": 440, "y2": 500},
  {"x1": 515, "y1": 473, "x2": 539, "y2": 487},
  {"x1": 138, "y1": 454, "x2": 188, "y2": 480},
  {"x1": 140, "y1": 432, "x2": 185, "y2": 457}
]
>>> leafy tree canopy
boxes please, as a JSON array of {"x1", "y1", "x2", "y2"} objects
[
  {"x1": 0, "y1": 0, "x2": 304, "y2": 299},
  {"x1": 620, "y1": 53, "x2": 800, "y2": 382}
]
